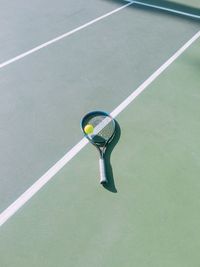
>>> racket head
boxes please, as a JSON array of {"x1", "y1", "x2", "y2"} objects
[{"x1": 81, "y1": 111, "x2": 116, "y2": 147}]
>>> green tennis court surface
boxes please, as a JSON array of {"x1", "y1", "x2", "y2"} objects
[{"x1": 0, "y1": 0, "x2": 200, "y2": 266}]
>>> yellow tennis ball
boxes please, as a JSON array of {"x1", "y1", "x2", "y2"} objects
[{"x1": 84, "y1": 124, "x2": 94, "y2": 134}]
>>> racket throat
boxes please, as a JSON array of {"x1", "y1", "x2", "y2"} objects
[{"x1": 98, "y1": 148, "x2": 105, "y2": 159}]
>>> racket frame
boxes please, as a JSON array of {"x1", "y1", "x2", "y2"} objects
[{"x1": 81, "y1": 111, "x2": 116, "y2": 184}]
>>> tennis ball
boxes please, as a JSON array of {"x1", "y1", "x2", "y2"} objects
[{"x1": 84, "y1": 124, "x2": 94, "y2": 134}]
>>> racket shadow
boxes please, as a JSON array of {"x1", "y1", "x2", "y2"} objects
[{"x1": 103, "y1": 120, "x2": 121, "y2": 193}]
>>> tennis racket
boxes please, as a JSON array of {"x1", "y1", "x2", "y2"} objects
[{"x1": 81, "y1": 111, "x2": 116, "y2": 184}]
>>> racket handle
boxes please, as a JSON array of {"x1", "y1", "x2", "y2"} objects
[{"x1": 99, "y1": 158, "x2": 107, "y2": 184}]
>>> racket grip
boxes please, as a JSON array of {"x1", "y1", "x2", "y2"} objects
[{"x1": 99, "y1": 158, "x2": 107, "y2": 184}]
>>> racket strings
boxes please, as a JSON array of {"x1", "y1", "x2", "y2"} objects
[{"x1": 87, "y1": 115, "x2": 115, "y2": 144}]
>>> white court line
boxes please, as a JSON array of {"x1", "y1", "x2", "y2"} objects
[
  {"x1": 111, "y1": 31, "x2": 200, "y2": 118},
  {"x1": 0, "y1": 2, "x2": 132, "y2": 70},
  {"x1": 0, "y1": 30, "x2": 199, "y2": 227},
  {"x1": 0, "y1": 138, "x2": 88, "y2": 227},
  {"x1": 125, "y1": 0, "x2": 200, "y2": 19}
]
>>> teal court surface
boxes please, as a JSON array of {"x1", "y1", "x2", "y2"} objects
[{"x1": 0, "y1": 1, "x2": 200, "y2": 266}]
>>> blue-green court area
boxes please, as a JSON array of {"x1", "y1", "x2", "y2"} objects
[
  {"x1": 1, "y1": 34, "x2": 200, "y2": 267},
  {"x1": 0, "y1": 1, "x2": 200, "y2": 266}
]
